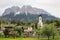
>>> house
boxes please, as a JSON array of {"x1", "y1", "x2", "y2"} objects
[
  {"x1": 23, "y1": 26, "x2": 34, "y2": 37},
  {"x1": 24, "y1": 26, "x2": 32, "y2": 32}
]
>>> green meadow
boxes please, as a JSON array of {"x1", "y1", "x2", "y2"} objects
[
  {"x1": 0, "y1": 38, "x2": 52, "y2": 40},
  {"x1": 0, "y1": 37, "x2": 60, "y2": 40}
]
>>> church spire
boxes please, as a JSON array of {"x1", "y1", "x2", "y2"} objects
[{"x1": 38, "y1": 14, "x2": 43, "y2": 28}]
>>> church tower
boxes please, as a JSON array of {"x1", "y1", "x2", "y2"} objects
[{"x1": 38, "y1": 14, "x2": 43, "y2": 29}]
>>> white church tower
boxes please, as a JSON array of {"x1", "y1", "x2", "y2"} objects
[{"x1": 38, "y1": 15, "x2": 43, "y2": 29}]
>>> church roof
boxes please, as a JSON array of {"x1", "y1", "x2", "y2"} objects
[{"x1": 39, "y1": 14, "x2": 42, "y2": 17}]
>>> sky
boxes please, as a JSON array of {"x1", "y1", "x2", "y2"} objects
[{"x1": 0, "y1": 0, "x2": 60, "y2": 18}]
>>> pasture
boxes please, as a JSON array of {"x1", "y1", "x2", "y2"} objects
[{"x1": 0, "y1": 37, "x2": 60, "y2": 40}]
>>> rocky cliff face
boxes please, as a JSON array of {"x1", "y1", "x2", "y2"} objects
[{"x1": 1, "y1": 5, "x2": 59, "y2": 22}]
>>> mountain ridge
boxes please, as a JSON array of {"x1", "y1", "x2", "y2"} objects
[{"x1": 1, "y1": 5, "x2": 59, "y2": 22}]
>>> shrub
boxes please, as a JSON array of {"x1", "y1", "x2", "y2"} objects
[{"x1": 0, "y1": 31, "x2": 5, "y2": 38}]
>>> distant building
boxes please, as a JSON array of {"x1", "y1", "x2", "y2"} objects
[
  {"x1": 24, "y1": 26, "x2": 32, "y2": 32},
  {"x1": 23, "y1": 26, "x2": 33, "y2": 37},
  {"x1": 38, "y1": 14, "x2": 43, "y2": 28}
]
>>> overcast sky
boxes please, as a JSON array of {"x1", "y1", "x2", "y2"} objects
[{"x1": 0, "y1": 0, "x2": 60, "y2": 18}]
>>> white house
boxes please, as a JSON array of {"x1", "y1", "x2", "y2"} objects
[{"x1": 24, "y1": 26, "x2": 32, "y2": 32}]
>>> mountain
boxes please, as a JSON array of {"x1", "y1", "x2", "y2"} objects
[{"x1": 1, "y1": 5, "x2": 59, "y2": 22}]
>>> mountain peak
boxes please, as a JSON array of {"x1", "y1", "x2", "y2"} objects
[
  {"x1": 22, "y1": 5, "x2": 32, "y2": 8},
  {"x1": 2, "y1": 5, "x2": 59, "y2": 22},
  {"x1": 3, "y1": 5, "x2": 51, "y2": 16}
]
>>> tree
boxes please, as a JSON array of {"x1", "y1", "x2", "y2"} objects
[
  {"x1": 42, "y1": 24, "x2": 58, "y2": 40},
  {"x1": 55, "y1": 20, "x2": 60, "y2": 28},
  {"x1": 3, "y1": 28, "x2": 9, "y2": 37},
  {"x1": 14, "y1": 26, "x2": 22, "y2": 37},
  {"x1": 51, "y1": 23, "x2": 58, "y2": 39},
  {"x1": 0, "y1": 20, "x2": 1, "y2": 25},
  {"x1": 35, "y1": 23, "x2": 38, "y2": 29},
  {"x1": 16, "y1": 21, "x2": 21, "y2": 26},
  {"x1": 42, "y1": 24, "x2": 52, "y2": 40},
  {"x1": 11, "y1": 20, "x2": 16, "y2": 24},
  {"x1": 36, "y1": 28, "x2": 42, "y2": 38}
]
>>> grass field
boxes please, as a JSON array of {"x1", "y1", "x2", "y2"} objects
[
  {"x1": 0, "y1": 38, "x2": 60, "y2": 40},
  {"x1": 0, "y1": 38, "x2": 45, "y2": 40}
]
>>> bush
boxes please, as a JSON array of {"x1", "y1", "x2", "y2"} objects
[
  {"x1": 14, "y1": 26, "x2": 23, "y2": 37},
  {"x1": 0, "y1": 31, "x2": 5, "y2": 38},
  {"x1": 9, "y1": 31, "x2": 20, "y2": 38}
]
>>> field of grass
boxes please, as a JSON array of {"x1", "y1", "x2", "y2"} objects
[
  {"x1": 0, "y1": 38, "x2": 44, "y2": 40},
  {"x1": 0, "y1": 38, "x2": 60, "y2": 40},
  {"x1": 0, "y1": 24, "x2": 16, "y2": 27}
]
